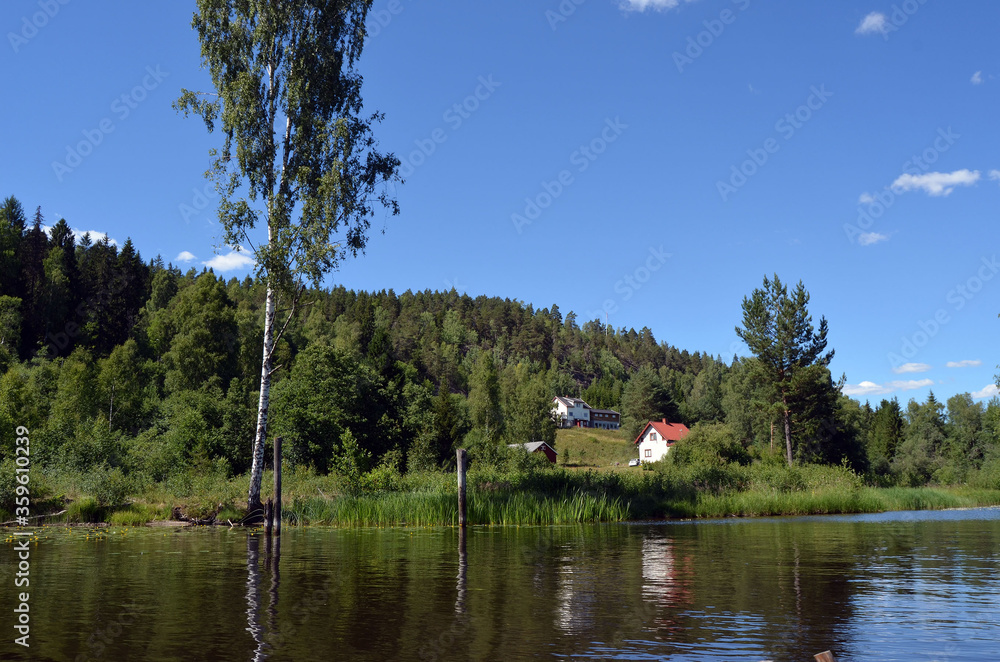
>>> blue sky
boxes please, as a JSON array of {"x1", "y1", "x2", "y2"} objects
[{"x1": 3, "y1": 0, "x2": 999, "y2": 406}]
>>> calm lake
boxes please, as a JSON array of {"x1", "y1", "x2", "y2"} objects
[{"x1": 4, "y1": 507, "x2": 1000, "y2": 661}]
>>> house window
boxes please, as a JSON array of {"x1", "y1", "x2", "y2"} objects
[
  {"x1": 644, "y1": 449, "x2": 652, "y2": 458},
  {"x1": 650, "y1": 432, "x2": 657, "y2": 441}
]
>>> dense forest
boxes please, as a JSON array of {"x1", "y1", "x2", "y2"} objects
[{"x1": 2, "y1": 195, "x2": 999, "y2": 494}]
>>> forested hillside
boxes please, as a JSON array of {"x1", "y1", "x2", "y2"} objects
[{"x1": 2, "y1": 196, "x2": 999, "y2": 493}]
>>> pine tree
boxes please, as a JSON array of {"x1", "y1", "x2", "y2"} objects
[{"x1": 735, "y1": 275, "x2": 834, "y2": 466}]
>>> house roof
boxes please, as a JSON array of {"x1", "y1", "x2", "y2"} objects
[
  {"x1": 508, "y1": 441, "x2": 555, "y2": 454},
  {"x1": 634, "y1": 419, "x2": 690, "y2": 445},
  {"x1": 590, "y1": 408, "x2": 620, "y2": 416},
  {"x1": 552, "y1": 395, "x2": 591, "y2": 409}
]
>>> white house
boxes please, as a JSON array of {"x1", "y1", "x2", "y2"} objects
[
  {"x1": 634, "y1": 419, "x2": 691, "y2": 464},
  {"x1": 551, "y1": 396, "x2": 591, "y2": 428}
]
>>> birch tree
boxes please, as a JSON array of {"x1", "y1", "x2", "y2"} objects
[{"x1": 175, "y1": 0, "x2": 400, "y2": 515}]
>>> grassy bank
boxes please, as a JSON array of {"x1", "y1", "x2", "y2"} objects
[
  {"x1": 555, "y1": 427, "x2": 638, "y2": 469},
  {"x1": 6, "y1": 459, "x2": 1000, "y2": 528},
  {"x1": 662, "y1": 486, "x2": 1000, "y2": 519}
]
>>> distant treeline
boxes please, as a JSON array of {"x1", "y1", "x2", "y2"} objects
[{"x1": 1, "y1": 196, "x2": 999, "y2": 491}]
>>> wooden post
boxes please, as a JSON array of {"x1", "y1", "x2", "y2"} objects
[
  {"x1": 264, "y1": 498, "x2": 273, "y2": 537},
  {"x1": 274, "y1": 436, "x2": 282, "y2": 536},
  {"x1": 813, "y1": 652, "x2": 837, "y2": 662},
  {"x1": 456, "y1": 526, "x2": 467, "y2": 615},
  {"x1": 456, "y1": 449, "x2": 467, "y2": 528}
]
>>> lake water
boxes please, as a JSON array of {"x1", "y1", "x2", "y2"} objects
[{"x1": 3, "y1": 507, "x2": 1000, "y2": 661}]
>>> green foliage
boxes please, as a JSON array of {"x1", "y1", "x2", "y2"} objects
[
  {"x1": 867, "y1": 398, "x2": 904, "y2": 476},
  {"x1": 501, "y1": 362, "x2": 556, "y2": 446},
  {"x1": 0, "y1": 457, "x2": 53, "y2": 513},
  {"x1": 272, "y1": 341, "x2": 394, "y2": 473},
  {"x1": 333, "y1": 429, "x2": 372, "y2": 495},
  {"x1": 1, "y1": 193, "x2": 997, "y2": 507},
  {"x1": 147, "y1": 273, "x2": 238, "y2": 393},
  {"x1": 735, "y1": 275, "x2": 834, "y2": 466},
  {"x1": 468, "y1": 351, "x2": 504, "y2": 446},
  {"x1": 621, "y1": 364, "x2": 678, "y2": 439},
  {"x1": 668, "y1": 422, "x2": 750, "y2": 467},
  {"x1": 82, "y1": 465, "x2": 136, "y2": 506},
  {"x1": 892, "y1": 394, "x2": 947, "y2": 486},
  {"x1": 0, "y1": 295, "x2": 21, "y2": 372},
  {"x1": 59, "y1": 416, "x2": 124, "y2": 472}
]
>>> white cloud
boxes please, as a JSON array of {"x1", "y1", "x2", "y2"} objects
[
  {"x1": 891, "y1": 379, "x2": 934, "y2": 391},
  {"x1": 843, "y1": 378, "x2": 934, "y2": 397},
  {"x1": 176, "y1": 251, "x2": 197, "y2": 263},
  {"x1": 891, "y1": 169, "x2": 981, "y2": 196},
  {"x1": 203, "y1": 246, "x2": 255, "y2": 272},
  {"x1": 620, "y1": 0, "x2": 699, "y2": 12},
  {"x1": 843, "y1": 381, "x2": 888, "y2": 397},
  {"x1": 858, "y1": 192, "x2": 875, "y2": 204},
  {"x1": 855, "y1": 12, "x2": 887, "y2": 35},
  {"x1": 971, "y1": 71, "x2": 983, "y2": 85},
  {"x1": 972, "y1": 384, "x2": 1000, "y2": 400},
  {"x1": 990, "y1": 170, "x2": 1000, "y2": 183},
  {"x1": 81, "y1": 230, "x2": 118, "y2": 247},
  {"x1": 858, "y1": 232, "x2": 888, "y2": 246},
  {"x1": 42, "y1": 225, "x2": 118, "y2": 247},
  {"x1": 946, "y1": 359, "x2": 982, "y2": 368},
  {"x1": 893, "y1": 362, "x2": 931, "y2": 374}
]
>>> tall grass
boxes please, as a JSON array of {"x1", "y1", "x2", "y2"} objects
[
  {"x1": 18, "y1": 449, "x2": 1000, "y2": 527},
  {"x1": 283, "y1": 487, "x2": 629, "y2": 527}
]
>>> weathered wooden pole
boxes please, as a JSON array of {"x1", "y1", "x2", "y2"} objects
[
  {"x1": 264, "y1": 498, "x2": 273, "y2": 537},
  {"x1": 813, "y1": 652, "x2": 837, "y2": 662},
  {"x1": 456, "y1": 449, "x2": 467, "y2": 528},
  {"x1": 274, "y1": 436, "x2": 282, "y2": 536}
]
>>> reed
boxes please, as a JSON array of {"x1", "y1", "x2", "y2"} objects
[{"x1": 282, "y1": 487, "x2": 629, "y2": 527}]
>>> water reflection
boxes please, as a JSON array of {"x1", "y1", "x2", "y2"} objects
[
  {"x1": 245, "y1": 532, "x2": 282, "y2": 661},
  {"x1": 13, "y1": 508, "x2": 1000, "y2": 661},
  {"x1": 245, "y1": 534, "x2": 267, "y2": 661},
  {"x1": 640, "y1": 534, "x2": 693, "y2": 635}
]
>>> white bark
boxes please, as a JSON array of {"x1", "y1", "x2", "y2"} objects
[{"x1": 247, "y1": 281, "x2": 276, "y2": 511}]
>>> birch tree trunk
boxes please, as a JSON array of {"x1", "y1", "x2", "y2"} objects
[{"x1": 247, "y1": 281, "x2": 276, "y2": 514}]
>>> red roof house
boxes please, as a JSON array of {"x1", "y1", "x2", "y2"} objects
[{"x1": 634, "y1": 419, "x2": 690, "y2": 464}]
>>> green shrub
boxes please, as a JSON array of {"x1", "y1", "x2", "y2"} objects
[
  {"x1": 0, "y1": 457, "x2": 54, "y2": 512},
  {"x1": 65, "y1": 496, "x2": 102, "y2": 522},
  {"x1": 83, "y1": 465, "x2": 135, "y2": 506},
  {"x1": 669, "y1": 423, "x2": 751, "y2": 467}
]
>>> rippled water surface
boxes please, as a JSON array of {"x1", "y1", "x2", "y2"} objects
[{"x1": 3, "y1": 507, "x2": 999, "y2": 661}]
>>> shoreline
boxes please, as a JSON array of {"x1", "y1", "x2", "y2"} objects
[{"x1": 6, "y1": 485, "x2": 1000, "y2": 529}]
